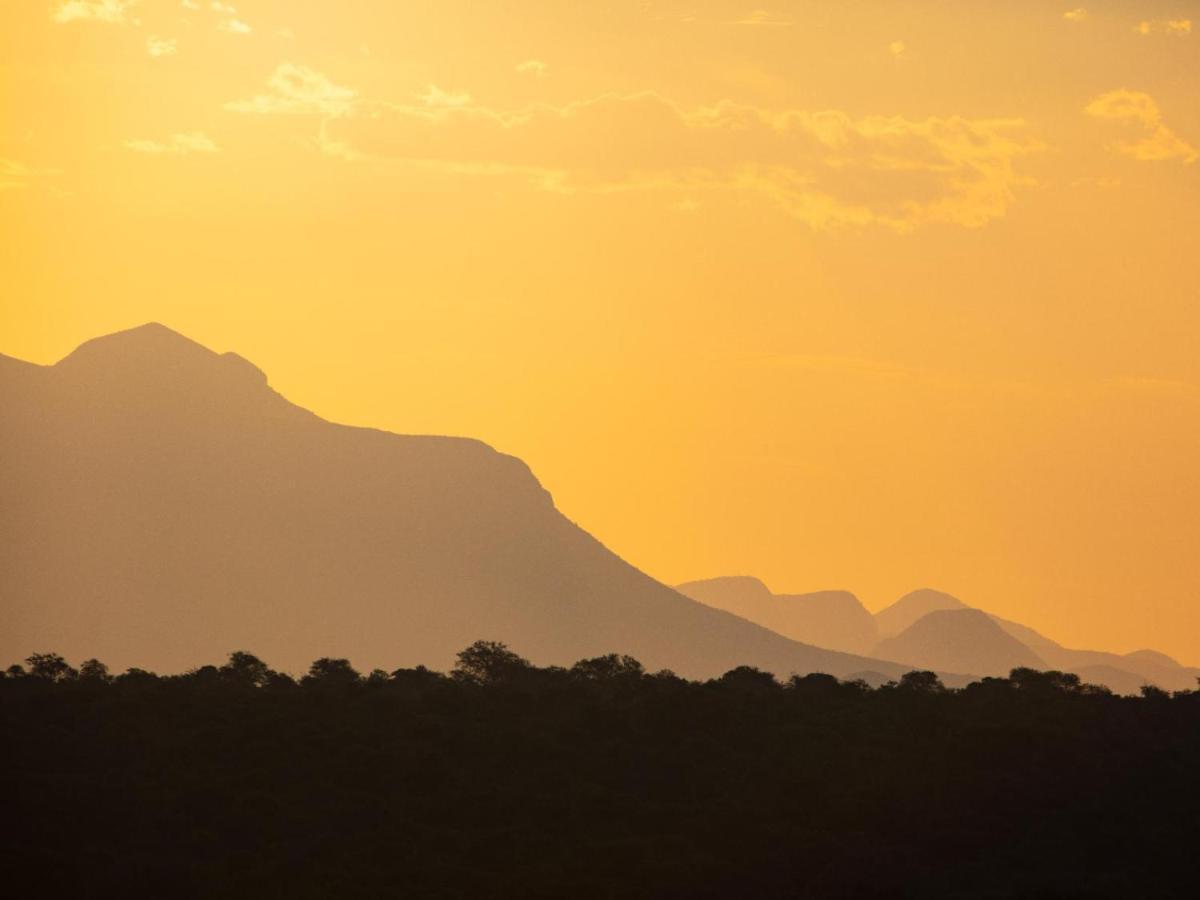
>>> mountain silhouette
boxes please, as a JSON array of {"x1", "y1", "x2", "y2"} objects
[
  {"x1": 874, "y1": 588, "x2": 967, "y2": 639},
  {"x1": 873, "y1": 608, "x2": 1046, "y2": 677},
  {"x1": 676, "y1": 576, "x2": 878, "y2": 654},
  {"x1": 0, "y1": 324, "x2": 918, "y2": 680},
  {"x1": 876, "y1": 593, "x2": 1198, "y2": 691},
  {"x1": 990, "y1": 616, "x2": 1200, "y2": 693}
]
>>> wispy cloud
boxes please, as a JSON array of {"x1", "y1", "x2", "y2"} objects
[
  {"x1": 226, "y1": 64, "x2": 357, "y2": 115},
  {"x1": 124, "y1": 132, "x2": 219, "y2": 154},
  {"x1": 147, "y1": 36, "x2": 178, "y2": 57},
  {"x1": 238, "y1": 70, "x2": 1042, "y2": 231},
  {"x1": 730, "y1": 10, "x2": 792, "y2": 26},
  {"x1": 53, "y1": 0, "x2": 137, "y2": 25},
  {"x1": 0, "y1": 157, "x2": 61, "y2": 191},
  {"x1": 420, "y1": 84, "x2": 472, "y2": 108},
  {"x1": 219, "y1": 18, "x2": 251, "y2": 35},
  {"x1": 889, "y1": 40, "x2": 907, "y2": 59},
  {"x1": 1085, "y1": 89, "x2": 1197, "y2": 163},
  {"x1": 1135, "y1": 19, "x2": 1191, "y2": 36},
  {"x1": 516, "y1": 59, "x2": 548, "y2": 77},
  {"x1": 199, "y1": 1, "x2": 251, "y2": 34},
  {"x1": 1063, "y1": 9, "x2": 1088, "y2": 23}
]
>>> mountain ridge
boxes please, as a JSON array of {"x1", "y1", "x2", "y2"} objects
[
  {"x1": 680, "y1": 573, "x2": 1199, "y2": 693},
  {"x1": 0, "y1": 323, "x2": 917, "y2": 681},
  {"x1": 676, "y1": 577, "x2": 878, "y2": 655}
]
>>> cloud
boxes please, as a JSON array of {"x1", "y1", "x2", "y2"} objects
[
  {"x1": 516, "y1": 59, "x2": 548, "y2": 77},
  {"x1": 889, "y1": 40, "x2": 906, "y2": 58},
  {"x1": 226, "y1": 64, "x2": 357, "y2": 115},
  {"x1": 421, "y1": 84, "x2": 472, "y2": 108},
  {"x1": 182, "y1": 0, "x2": 200, "y2": 9},
  {"x1": 0, "y1": 157, "x2": 61, "y2": 191},
  {"x1": 227, "y1": 64, "x2": 1043, "y2": 230},
  {"x1": 1063, "y1": 9, "x2": 1087, "y2": 23},
  {"x1": 1135, "y1": 19, "x2": 1192, "y2": 36},
  {"x1": 53, "y1": 0, "x2": 136, "y2": 24},
  {"x1": 219, "y1": 18, "x2": 251, "y2": 34},
  {"x1": 731, "y1": 10, "x2": 792, "y2": 26},
  {"x1": 147, "y1": 36, "x2": 178, "y2": 57},
  {"x1": 1085, "y1": 89, "x2": 1197, "y2": 162},
  {"x1": 296, "y1": 84, "x2": 1042, "y2": 231},
  {"x1": 124, "y1": 132, "x2": 219, "y2": 154}
]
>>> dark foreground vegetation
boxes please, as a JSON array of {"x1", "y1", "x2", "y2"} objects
[{"x1": 3, "y1": 643, "x2": 1198, "y2": 899}]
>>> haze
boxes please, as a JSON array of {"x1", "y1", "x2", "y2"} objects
[{"x1": 2, "y1": 1, "x2": 1199, "y2": 661}]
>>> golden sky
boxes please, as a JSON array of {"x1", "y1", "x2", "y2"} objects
[{"x1": 3, "y1": 1, "x2": 1199, "y2": 661}]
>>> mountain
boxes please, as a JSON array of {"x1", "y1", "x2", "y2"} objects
[
  {"x1": 669, "y1": 572, "x2": 1196, "y2": 692},
  {"x1": 873, "y1": 608, "x2": 1046, "y2": 677},
  {"x1": 0, "y1": 324, "x2": 917, "y2": 680},
  {"x1": 1070, "y1": 665, "x2": 1156, "y2": 697},
  {"x1": 990, "y1": 617, "x2": 1200, "y2": 693},
  {"x1": 874, "y1": 588, "x2": 968, "y2": 639},
  {"x1": 676, "y1": 577, "x2": 878, "y2": 654},
  {"x1": 880, "y1": 596, "x2": 1199, "y2": 693}
]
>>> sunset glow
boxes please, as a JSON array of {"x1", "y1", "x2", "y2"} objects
[{"x1": 3, "y1": 1, "x2": 1199, "y2": 660}]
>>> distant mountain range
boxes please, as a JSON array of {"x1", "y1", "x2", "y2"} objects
[
  {"x1": 675, "y1": 577, "x2": 878, "y2": 655},
  {"x1": 677, "y1": 578, "x2": 1200, "y2": 693},
  {"x1": 0, "y1": 324, "x2": 918, "y2": 681}
]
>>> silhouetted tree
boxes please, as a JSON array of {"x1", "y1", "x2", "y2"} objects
[
  {"x1": 787, "y1": 671, "x2": 865, "y2": 699},
  {"x1": 78, "y1": 659, "x2": 111, "y2": 682},
  {"x1": 116, "y1": 667, "x2": 157, "y2": 684},
  {"x1": 189, "y1": 664, "x2": 221, "y2": 682},
  {"x1": 219, "y1": 650, "x2": 273, "y2": 687},
  {"x1": 452, "y1": 640, "x2": 531, "y2": 685},
  {"x1": 25, "y1": 653, "x2": 76, "y2": 682},
  {"x1": 389, "y1": 665, "x2": 445, "y2": 689},
  {"x1": 264, "y1": 670, "x2": 297, "y2": 689},
  {"x1": 1010, "y1": 667, "x2": 1083, "y2": 694},
  {"x1": 302, "y1": 657, "x2": 360, "y2": 686},
  {"x1": 716, "y1": 665, "x2": 780, "y2": 693},
  {"x1": 897, "y1": 670, "x2": 946, "y2": 693},
  {"x1": 570, "y1": 653, "x2": 645, "y2": 681}
]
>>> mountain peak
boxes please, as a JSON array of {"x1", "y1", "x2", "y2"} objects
[
  {"x1": 875, "y1": 588, "x2": 968, "y2": 639},
  {"x1": 676, "y1": 577, "x2": 878, "y2": 655},
  {"x1": 54, "y1": 322, "x2": 267, "y2": 387},
  {"x1": 874, "y1": 607, "x2": 1044, "y2": 677}
]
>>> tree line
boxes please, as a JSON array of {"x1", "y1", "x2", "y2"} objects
[{"x1": 3, "y1": 642, "x2": 1198, "y2": 898}]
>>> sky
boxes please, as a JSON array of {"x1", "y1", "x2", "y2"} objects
[{"x1": 2, "y1": 1, "x2": 1199, "y2": 662}]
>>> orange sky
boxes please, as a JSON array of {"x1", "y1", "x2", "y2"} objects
[{"x1": 3, "y1": 1, "x2": 1199, "y2": 661}]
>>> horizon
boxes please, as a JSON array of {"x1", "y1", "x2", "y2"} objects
[
  {"x1": 3, "y1": 1, "x2": 1199, "y2": 664},
  {"x1": 2, "y1": 320, "x2": 1196, "y2": 673}
]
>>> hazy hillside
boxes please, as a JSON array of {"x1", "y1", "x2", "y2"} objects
[
  {"x1": 875, "y1": 595, "x2": 1199, "y2": 692},
  {"x1": 873, "y1": 609, "x2": 1045, "y2": 677},
  {"x1": 991, "y1": 616, "x2": 1200, "y2": 693},
  {"x1": 676, "y1": 577, "x2": 878, "y2": 654},
  {"x1": 661, "y1": 573, "x2": 1197, "y2": 693},
  {"x1": 0, "y1": 324, "x2": 916, "y2": 680},
  {"x1": 874, "y1": 588, "x2": 967, "y2": 639}
]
